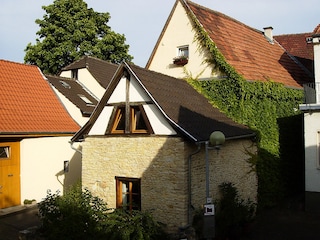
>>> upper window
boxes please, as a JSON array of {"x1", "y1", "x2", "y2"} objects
[
  {"x1": 0, "y1": 146, "x2": 10, "y2": 159},
  {"x1": 177, "y1": 45, "x2": 189, "y2": 58},
  {"x1": 116, "y1": 177, "x2": 141, "y2": 211},
  {"x1": 71, "y1": 69, "x2": 78, "y2": 80},
  {"x1": 110, "y1": 105, "x2": 153, "y2": 134}
]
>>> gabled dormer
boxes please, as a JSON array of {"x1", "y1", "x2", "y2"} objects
[
  {"x1": 77, "y1": 64, "x2": 177, "y2": 140},
  {"x1": 72, "y1": 62, "x2": 254, "y2": 143}
]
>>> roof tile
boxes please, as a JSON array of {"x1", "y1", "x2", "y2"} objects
[
  {"x1": 186, "y1": 0, "x2": 313, "y2": 88},
  {"x1": 0, "y1": 60, "x2": 79, "y2": 134}
]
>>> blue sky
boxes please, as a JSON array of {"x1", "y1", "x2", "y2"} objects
[{"x1": 0, "y1": 0, "x2": 318, "y2": 67}]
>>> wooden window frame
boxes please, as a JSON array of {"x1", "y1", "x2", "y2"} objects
[
  {"x1": 109, "y1": 105, "x2": 153, "y2": 134},
  {"x1": 0, "y1": 146, "x2": 10, "y2": 159},
  {"x1": 115, "y1": 177, "x2": 141, "y2": 211}
]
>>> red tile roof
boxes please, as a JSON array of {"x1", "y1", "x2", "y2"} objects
[
  {"x1": 0, "y1": 60, "x2": 79, "y2": 134},
  {"x1": 275, "y1": 32, "x2": 314, "y2": 74},
  {"x1": 185, "y1": 0, "x2": 313, "y2": 88}
]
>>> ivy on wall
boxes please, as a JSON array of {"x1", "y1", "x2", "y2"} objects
[{"x1": 186, "y1": 9, "x2": 305, "y2": 207}]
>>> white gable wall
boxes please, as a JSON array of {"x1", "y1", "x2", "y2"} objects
[
  {"x1": 60, "y1": 68, "x2": 105, "y2": 99},
  {"x1": 50, "y1": 86, "x2": 89, "y2": 126},
  {"x1": 147, "y1": 1, "x2": 214, "y2": 79},
  {"x1": 88, "y1": 75, "x2": 177, "y2": 136}
]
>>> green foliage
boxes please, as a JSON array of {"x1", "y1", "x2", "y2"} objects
[
  {"x1": 186, "y1": 10, "x2": 305, "y2": 208},
  {"x1": 104, "y1": 209, "x2": 168, "y2": 240},
  {"x1": 38, "y1": 184, "x2": 109, "y2": 239},
  {"x1": 38, "y1": 184, "x2": 168, "y2": 240},
  {"x1": 192, "y1": 183, "x2": 256, "y2": 239},
  {"x1": 24, "y1": 0, "x2": 133, "y2": 74},
  {"x1": 215, "y1": 182, "x2": 256, "y2": 238}
]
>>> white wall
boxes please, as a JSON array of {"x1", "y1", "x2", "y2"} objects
[
  {"x1": 147, "y1": 1, "x2": 215, "y2": 79},
  {"x1": 60, "y1": 68, "x2": 105, "y2": 99},
  {"x1": 20, "y1": 136, "x2": 82, "y2": 203},
  {"x1": 304, "y1": 111, "x2": 320, "y2": 192},
  {"x1": 51, "y1": 87, "x2": 89, "y2": 126}
]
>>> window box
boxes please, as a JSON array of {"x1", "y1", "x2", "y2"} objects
[{"x1": 173, "y1": 56, "x2": 188, "y2": 66}]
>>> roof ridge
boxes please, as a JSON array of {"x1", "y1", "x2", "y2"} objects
[
  {"x1": 0, "y1": 59, "x2": 38, "y2": 68},
  {"x1": 313, "y1": 24, "x2": 320, "y2": 34},
  {"x1": 185, "y1": 0, "x2": 263, "y2": 35},
  {"x1": 275, "y1": 32, "x2": 313, "y2": 37}
]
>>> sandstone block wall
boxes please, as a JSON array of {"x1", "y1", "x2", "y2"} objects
[
  {"x1": 82, "y1": 136, "x2": 189, "y2": 231},
  {"x1": 82, "y1": 136, "x2": 257, "y2": 232},
  {"x1": 191, "y1": 138, "x2": 258, "y2": 209}
]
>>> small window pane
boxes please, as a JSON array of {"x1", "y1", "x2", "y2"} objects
[
  {"x1": 133, "y1": 107, "x2": 147, "y2": 131},
  {"x1": 178, "y1": 46, "x2": 189, "y2": 58},
  {"x1": 0, "y1": 146, "x2": 10, "y2": 159}
]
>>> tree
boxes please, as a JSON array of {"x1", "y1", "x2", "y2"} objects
[{"x1": 24, "y1": 0, "x2": 133, "y2": 74}]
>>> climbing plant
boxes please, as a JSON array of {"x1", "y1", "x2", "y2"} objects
[{"x1": 186, "y1": 9, "x2": 305, "y2": 207}]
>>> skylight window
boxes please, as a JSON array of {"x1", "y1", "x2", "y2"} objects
[
  {"x1": 78, "y1": 94, "x2": 93, "y2": 105},
  {"x1": 59, "y1": 80, "x2": 71, "y2": 89}
]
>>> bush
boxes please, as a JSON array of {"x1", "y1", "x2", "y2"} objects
[
  {"x1": 104, "y1": 209, "x2": 168, "y2": 240},
  {"x1": 38, "y1": 184, "x2": 168, "y2": 240},
  {"x1": 38, "y1": 184, "x2": 108, "y2": 239},
  {"x1": 215, "y1": 182, "x2": 256, "y2": 238}
]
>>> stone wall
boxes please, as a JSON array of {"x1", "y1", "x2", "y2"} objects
[
  {"x1": 82, "y1": 136, "x2": 257, "y2": 232},
  {"x1": 191, "y1": 138, "x2": 258, "y2": 209},
  {"x1": 82, "y1": 135, "x2": 189, "y2": 232}
]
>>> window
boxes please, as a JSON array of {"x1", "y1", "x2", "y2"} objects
[
  {"x1": 110, "y1": 105, "x2": 153, "y2": 134},
  {"x1": 0, "y1": 146, "x2": 10, "y2": 159},
  {"x1": 71, "y1": 69, "x2": 78, "y2": 80},
  {"x1": 78, "y1": 94, "x2": 94, "y2": 105},
  {"x1": 116, "y1": 177, "x2": 141, "y2": 211},
  {"x1": 177, "y1": 45, "x2": 189, "y2": 58}
]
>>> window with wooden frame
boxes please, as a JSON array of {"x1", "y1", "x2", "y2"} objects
[
  {"x1": 0, "y1": 146, "x2": 10, "y2": 159},
  {"x1": 110, "y1": 105, "x2": 153, "y2": 134},
  {"x1": 116, "y1": 177, "x2": 141, "y2": 211}
]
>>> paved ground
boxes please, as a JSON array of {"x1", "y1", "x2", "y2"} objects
[
  {"x1": 0, "y1": 205, "x2": 40, "y2": 240},
  {"x1": 1, "y1": 198, "x2": 320, "y2": 240},
  {"x1": 245, "y1": 206, "x2": 320, "y2": 240}
]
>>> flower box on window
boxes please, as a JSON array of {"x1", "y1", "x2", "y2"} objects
[{"x1": 173, "y1": 56, "x2": 188, "y2": 66}]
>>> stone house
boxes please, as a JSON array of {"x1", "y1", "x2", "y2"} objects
[
  {"x1": 0, "y1": 60, "x2": 80, "y2": 209},
  {"x1": 71, "y1": 62, "x2": 257, "y2": 231}
]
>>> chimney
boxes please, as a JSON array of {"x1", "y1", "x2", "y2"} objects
[{"x1": 263, "y1": 26, "x2": 273, "y2": 43}]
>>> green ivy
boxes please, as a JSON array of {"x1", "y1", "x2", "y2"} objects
[{"x1": 186, "y1": 10, "x2": 305, "y2": 207}]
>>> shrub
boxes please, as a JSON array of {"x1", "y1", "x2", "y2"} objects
[
  {"x1": 38, "y1": 184, "x2": 168, "y2": 240},
  {"x1": 104, "y1": 209, "x2": 168, "y2": 240},
  {"x1": 38, "y1": 184, "x2": 108, "y2": 239},
  {"x1": 215, "y1": 182, "x2": 256, "y2": 238}
]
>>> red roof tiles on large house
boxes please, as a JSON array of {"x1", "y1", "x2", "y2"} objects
[
  {"x1": 185, "y1": 0, "x2": 313, "y2": 88},
  {"x1": 275, "y1": 24, "x2": 320, "y2": 75},
  {"x1": 0, "y1": 60, "x2": 79, "y2": 134}
]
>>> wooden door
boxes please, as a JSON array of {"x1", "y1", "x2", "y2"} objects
[{"x1": 0, "y1": 142, "x2": 20, "y2": 208}]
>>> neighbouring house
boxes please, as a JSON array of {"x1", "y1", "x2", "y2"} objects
[
  {"x1": 146, "y1": 0, "x2": 311, "y2": 88},
  {"x1": 0, "y1": 60, "x2": 80, "y2": 209},
  {"x1": 71, "y1": 62, "x2": 257, "y2": 232},
  {"x1": 298, "y1": 25, "x2": 320, "y2": 212},
  {"x1": 59, "y1": 56, "x2": 118, "y2": 100},
  {"x1": 146, "y1": 0, "x2": 314, "y2": 207},
  {"x1": 275, "y1": 29, "x2": 315, "y2": 76},
  {"x1": 46, "y1": 56, "x2": 118, "y2": 126}
]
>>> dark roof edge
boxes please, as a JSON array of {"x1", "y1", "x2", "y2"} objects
[
  {"x1": 125, "y1": 62, "x2": 198, "y2": 142},
  {"x1": 145, "y1": 1, "x2": 179, "y2": 68}
]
